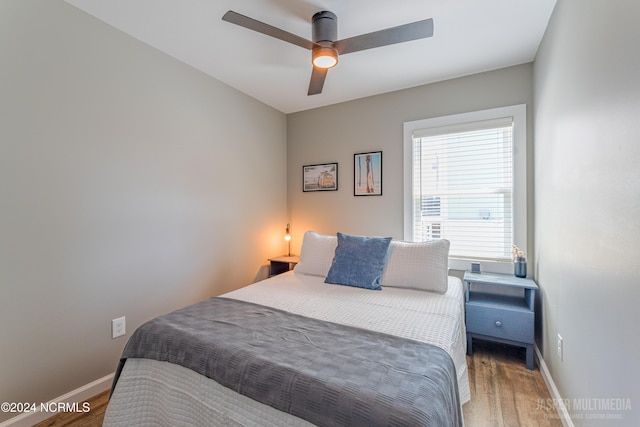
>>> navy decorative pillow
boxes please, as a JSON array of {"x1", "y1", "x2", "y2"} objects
[{"x1": 325, "y1": 232, "x2": 392, "y2": 290}]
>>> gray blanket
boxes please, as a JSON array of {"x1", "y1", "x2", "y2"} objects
[{"x1": 113, "y1": 297, "x2": 462, "y2": 426}]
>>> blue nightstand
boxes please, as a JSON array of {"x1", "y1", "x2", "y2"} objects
[{"x1": 464, "y1": 271, "x2": 538, "y2": 370}]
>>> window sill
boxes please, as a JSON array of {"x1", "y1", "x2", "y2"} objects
[{"x1": 448, "y1": 258, "x2": 517, "y2": 276}]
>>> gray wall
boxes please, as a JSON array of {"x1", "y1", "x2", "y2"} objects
[
  {"x1": 534, "y1": 0, "x2": 639, "y2": 424},
  {"x1": 0, "y1": 1, "x2": 286, "y2": 421},
  {"x1": 287, "y1": 63, "x2": 535, "y2": 257}
]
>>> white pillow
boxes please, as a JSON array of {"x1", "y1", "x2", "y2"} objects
[
  {"x1": 380, "y1": 239, "x2": 450, "y2": 293},
  {"x1": 293, "y1": 231, "x2": 338, "y2": 277}
]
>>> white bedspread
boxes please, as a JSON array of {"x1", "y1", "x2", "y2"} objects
[{"x1": 105, "y1": 271, "x2": 469, "y2": 426}]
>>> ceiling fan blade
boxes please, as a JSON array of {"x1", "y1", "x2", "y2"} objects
[
  {"x1": 334, "y1": 18, "x2": 433, "y2": 55},
  {"x1": 222, "y1": 11, "x2": 315, "y2": 50},
  {"x1": 308, "y1": 66, "x2": 328, "y2": 95}
]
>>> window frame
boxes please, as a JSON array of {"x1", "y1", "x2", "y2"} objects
[{"x1": 403, "y1": 104, "x2": 527, "y2": 274}]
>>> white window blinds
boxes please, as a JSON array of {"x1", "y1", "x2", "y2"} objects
[{"x1": 411, "y1": 117, "x2": 514, "y2": 261}]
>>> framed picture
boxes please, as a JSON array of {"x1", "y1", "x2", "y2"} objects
[
  {"x1": 354, "y1": 151, "x2": 382, "y2": 196},
  {"x1": 302, "y1": 163, "x2": 338, "y2": 192}
]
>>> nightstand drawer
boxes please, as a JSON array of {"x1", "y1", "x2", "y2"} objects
[{"x1": 466, "y1": 304, "x2": 534, "y2": 344}]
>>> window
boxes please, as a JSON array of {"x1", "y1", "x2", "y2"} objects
[{"x1": 404, "y1": 105, "x2": 527, "y2": 272}]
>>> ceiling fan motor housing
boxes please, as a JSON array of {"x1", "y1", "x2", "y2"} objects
[
  {"x1": 311, "y1": 11, "x2": 339, "y2": 69},
  {"x1": 312, "y1": 11, "x2": 337, "y2": 44}
]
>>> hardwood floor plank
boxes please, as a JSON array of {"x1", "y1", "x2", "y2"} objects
[
  {"x1": 32, "y1": 390, "x2": 108, "y2": 427},
  {"x1": 498, "y1": 357, "x2": 523, "y2": 426},
  {"x1": 471, "y1": 343, "x2": 505, "y2": 426}
]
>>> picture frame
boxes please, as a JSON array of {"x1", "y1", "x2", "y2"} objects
[
  {"x1": 354, "y1": 151, "x2": 382, "y2": 196},
  {"x1": 302, "y1": 163, "x2": 338, "y2": 192}
]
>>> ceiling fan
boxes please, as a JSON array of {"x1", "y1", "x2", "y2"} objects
[{"x1": 222, "y1": 10, "x2": 434, "y2": 96}]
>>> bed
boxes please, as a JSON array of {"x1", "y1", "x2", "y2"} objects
[{"x1": 104, "y1": 232, "x2": 470, "y2": 426}]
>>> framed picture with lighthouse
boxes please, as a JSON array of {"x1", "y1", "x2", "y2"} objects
[{"x1": 354, "y1": 151, "x2": 382, "y2": 196}]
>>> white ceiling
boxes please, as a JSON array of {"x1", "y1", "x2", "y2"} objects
[{"x1": 65, "y1": 0, "x2": 556, "y2": 114}]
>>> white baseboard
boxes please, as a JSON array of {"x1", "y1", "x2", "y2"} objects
[
  {"x1": 535, "y1": 344, "x2": 574, "y2": 427},
  {"x1": 0, "y1": 373, "x2": 114, "y2": 427}
]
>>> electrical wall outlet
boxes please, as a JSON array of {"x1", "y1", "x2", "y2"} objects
[
  {"x1": 112, "y1": 316, "x2": 126, "y2": 339},
  {"x1": 557, "y1": 334, "x2": 563, "y2": 361}
]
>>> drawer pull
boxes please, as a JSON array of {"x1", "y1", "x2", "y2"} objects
[{"x1": 495, "y1": 320, "x2": 502, "y2": 327}]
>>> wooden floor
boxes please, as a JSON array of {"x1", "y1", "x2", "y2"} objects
[
  {"x1": 33, "y1": 391, "x2": 109, "y2": 427},
  {"x1": 36, "y1": 340, "x2": 562, "y2": 426},
  {"x1": 463, "y1": 340, "x2": 563, "y2": 426}
]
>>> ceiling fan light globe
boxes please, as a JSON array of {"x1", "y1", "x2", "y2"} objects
[
  {"x1": 312, "y1": 46, "x2": 338, "y2": 69},
  {"x1": 313, "y1": 55, "x2": 337, "y2": 68}
]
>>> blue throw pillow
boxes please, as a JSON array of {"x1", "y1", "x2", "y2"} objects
[{"x1": 324, "y1": 232, "x2": 392, "y2": 290}]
